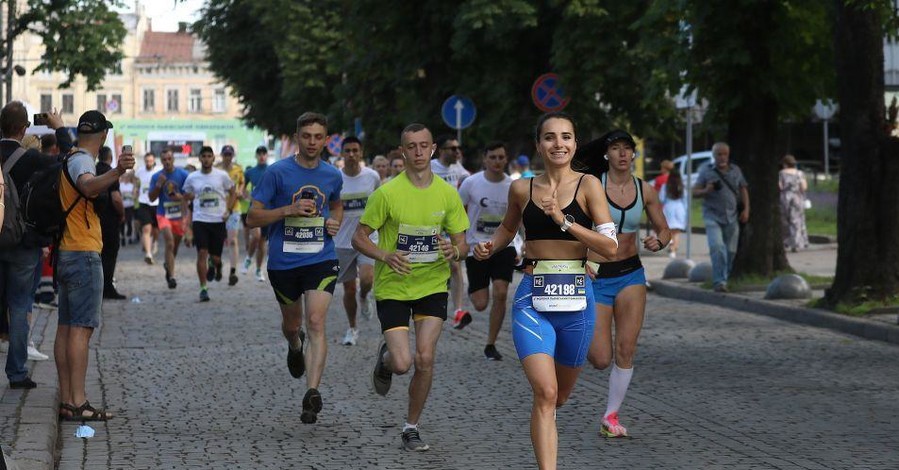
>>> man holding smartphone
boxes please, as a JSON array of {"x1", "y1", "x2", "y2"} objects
[{"x1": 246, "y1": 112, "x2": 343, "y2": 425}]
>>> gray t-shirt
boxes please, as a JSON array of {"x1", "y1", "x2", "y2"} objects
[
  {"x1": 694, "y1": 162, "x2": 747, "y2": 225},
  {"x1": 66, "y1": 152, "x2": 96, "y2": 184}
]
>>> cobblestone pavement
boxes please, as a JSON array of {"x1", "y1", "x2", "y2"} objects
[{"x1": 53, "y1": 244, "x2": 899, "y2": 469}]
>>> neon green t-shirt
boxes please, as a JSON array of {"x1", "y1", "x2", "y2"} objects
[{"x1": 360, "y1": 172, "x2": 469, "y2": 301}]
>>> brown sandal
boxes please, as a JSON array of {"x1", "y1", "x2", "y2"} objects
[
  {"x1": 59, "y1": 403, "x2": 76, "y2": 420},
  {"x1": 68, "y1": 401, "x2": 113, "y2": 421}
]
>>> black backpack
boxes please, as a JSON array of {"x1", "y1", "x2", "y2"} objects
[
  {"x1": 0, "y1": 147, "x2": 27, "y2": 249},
  {"x1": 21, "y1": 151, "x2": 88, "y2": 238}
]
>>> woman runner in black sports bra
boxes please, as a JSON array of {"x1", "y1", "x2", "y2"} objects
[{"x1": 473, "y1": 112, "x2": 617, "y2": 470}]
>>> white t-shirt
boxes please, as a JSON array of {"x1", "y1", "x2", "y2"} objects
[
  {"x1": 458, "y1": 171, "x2": 522, "y2": 255},
  {"x1": 181, "y1": 168, "x2": 234, "y2": 223},
  {"x1": 120, "y1": 181, "x2": 136, "y2": 208},
  {"x1": 335, "y1": 166, "x2": 380, "y2": 249},
  {"x1": 135, "y1": 165, "x2": 160, "y2": 206},
  {"x1": 431, "y1": 159, "x2": 470, "y2": 189}
]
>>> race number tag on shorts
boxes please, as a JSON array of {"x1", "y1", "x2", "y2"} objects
[
  {"x1": 163, "y1": 201, "x2": 182, "y2": 219},
  {"x1": 531, "y1": 260, "x2": 587, "y2": 312},
  {"x1": 341, "y1": 192, "x2": 368, "y2": 215},
  {"x1": 396, "y1": 224, "x2": 440, "y2": 263},
  {"x1": 283, "y1": 216, "x2": 325, "y2": 254},
  {"x1": 199, "y1": 193, "x2": 220, "y2": 209},
  {"x1": 476, "y1": 214, "x2": 503, "y2": 235}
]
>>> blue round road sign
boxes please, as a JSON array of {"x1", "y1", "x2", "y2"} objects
[
  {"x1": 326, "y1": 134, "x2": 343, "y2": 157},
  {"x1": 531, "y1": 73, "x2": 570, "y2": 113},
  {"x1": 441, "y1": 95, "x2": 476, "y2": 130}
]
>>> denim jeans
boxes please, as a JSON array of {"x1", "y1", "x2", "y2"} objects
[
  {"x1": 704, "y1": 218, "x2": 740, "y2": 287},
  {"x1": 0, "y1": 246, "x2": 41, "y2": 382},
  {"x1": 57, "y1": 251, "x2": 103, "y2": 329}
]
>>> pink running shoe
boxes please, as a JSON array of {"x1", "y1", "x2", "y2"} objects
[
  {"x1": 600, "y1": 412, "x2": 628, "y2": 438},
  {"x1": 453, "y1": 309, "x2": 472, "y2": 330}
]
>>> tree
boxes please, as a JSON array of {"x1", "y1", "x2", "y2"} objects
[
  {"x1": 825, "y1": 0, "x2": 899, "y2": 306},
  {"x1": 2, "y1": 0, "x2": 127, "y2": 101},
  {"x1": 636, "y1": 0, "x2": 835, "y2": 279}
]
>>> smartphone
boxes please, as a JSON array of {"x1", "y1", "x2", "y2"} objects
[
  {"x1": 122, "y1": 145, "x2": 133, "y2": 155},
  {"x1": 301, "y1": 190, "x2": 315, "y2": 200},
  {"x1": 33, "y1": 113, "x2": 48, "y2": 126}
]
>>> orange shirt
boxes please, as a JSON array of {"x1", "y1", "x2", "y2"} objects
[{"x1": 59, "y1": 156, "x2": 102, "y2": 252}]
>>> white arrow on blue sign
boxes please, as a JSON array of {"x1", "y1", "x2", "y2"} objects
[{"x1": 441, "y1": 95, "x2": 476, "y2": 130}]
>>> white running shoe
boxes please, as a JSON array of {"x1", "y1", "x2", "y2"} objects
[
  {"x1": 27, "y1": 342, "x2": 49, "y2": 361},
  {"x1": 240, "y1": 257, "x2": 251, "y2": 274},
  {"x1": 342, "y1": 328, "x2": 358, "y2": 346},
  {"x1": 361, "y1": 295, "x2": 374, "y2": 320},
  {"x1": 256, "y1": 270, "x2": 266, "y2": 282}
]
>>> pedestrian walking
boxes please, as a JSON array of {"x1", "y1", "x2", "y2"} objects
[
  {"x1": 473, "y1": 113, "x2": 617, "y2": 469},
  {"x1": 660, "y1": 170, "x2": 687, "y2": 258},
  {"x1": 692, "y1": 142, "x2": 750, "y2": 292},
  {"x1": 582, "y1": 129, "x2": 671, "y2": 438},
  {"x1": 246, "y1": 112, "x2": 343, "y2": 425},
  {"x1": 96, "y1": 146, "x2": 127, "y2": 300},
  {"x1": 779, "y1": 154, "x2": 808, "y2": 252},
  {"x1": 352, "y1": 123, "x2": 469, "y2": 452}
]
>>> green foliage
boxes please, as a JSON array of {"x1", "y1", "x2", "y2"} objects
[{"x1": 16, "y1": 0, "x2": 127, "y2": 91}]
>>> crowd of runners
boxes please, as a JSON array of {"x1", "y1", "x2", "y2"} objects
[{"x1": 91, "y1": 111, "x2": 672, "y2": 470}]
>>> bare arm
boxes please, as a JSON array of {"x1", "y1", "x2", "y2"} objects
[
  {"x1": 76, "y1": 153, "x2": 135, "y2": 198},
  {"x1": 739, "y1": 186, "x2": 750, "y2": 223},
  {"x1": 352, "y1": 223, "x2": 412, "y2": 275},
  {"x1": 474, "y1": 179, "x2": 524, "y2": 259},
  {"x1": 326, "y1": 198, "x2": 343, "y2": 236},
  {"x1": 569, "y1": 175, "x2": 617, "y2": 258},
  {"x1": 246, "y1": 198, "x2": 315, "y2": 228},
  {"x1": 641, "y1": 181, "x2": 671, "y2": 251}
]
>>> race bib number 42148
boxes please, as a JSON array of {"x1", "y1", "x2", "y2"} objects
[{"x1": 396, "y1": 223, "x2": 440, "y2": 263}]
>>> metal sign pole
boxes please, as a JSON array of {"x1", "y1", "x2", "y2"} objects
[
  {"x1": 685, "y1": 109, "x2": 693, "y2": 260},
  {"x1": 823, "y1": 118, "x2": 830, "y2": 178}
]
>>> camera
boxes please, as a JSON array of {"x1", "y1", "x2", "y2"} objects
[{"x1": 33, "y1": 113, "x2": 48, "y2": 126}]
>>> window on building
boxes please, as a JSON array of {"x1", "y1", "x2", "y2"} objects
[
  {"x1": 213, "y1": 88, "x2": 226, "y2": 113},
  {"x1": 143, "y1": 89, "x2": 155, "y2": 112},
  {"x1": 40, "y1": 94, "x2": 52, "y2": 112},
  {"x1": 188, "y1": 89, "x2": 202, "y2": 113},
  {"x1": 62, "y1": 94, "x2": 74, "y2": 114},
  {"x1": 96, "y1": 93, "x2": 106, "y2": 112},
  {"x1": 110, "y1": 60, "x2": 123, "y2": 75},
  {"x1": 111, "y1": 93, "x2": 122, "y2": 114},
  {"x1": 167, "y1": 89, "x2": 179, "y2": 112}
]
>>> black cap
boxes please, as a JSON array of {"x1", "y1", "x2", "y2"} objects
[
  {"x1": 77, "y1": 110, "x2": 113, "y2": 134},
  {"x1": 601, "y1": 129, "x2": 636, "y2": 151},
  {"x1": 220, "y1": 145, "x2": 235, "y2": 155},
  {"x1": 255, "y1": 145, "x2": 268, "y2": 154}
]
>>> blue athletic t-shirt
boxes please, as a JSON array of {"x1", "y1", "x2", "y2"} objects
[
  {"x1": 252, "y1": 156, "x2": 342, "y2": 270},
  {"x1": 245, "y1": 163, "x2": 268, "y2": 189},
  {"x1": 149, "y1": 168, "x2": 190, "y2": 218}
]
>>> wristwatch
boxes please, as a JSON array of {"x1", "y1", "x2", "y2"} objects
[{"x1": 559, "y1": 214, "x2": 575, "y2": 232}]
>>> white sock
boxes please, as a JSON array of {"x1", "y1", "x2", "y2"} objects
[
  {"x1": 605, "y1": 364, "x2": 634, "y2": 418},
  {"x1": 403, "y1": 422, "x2": 418, "y2": 431}
]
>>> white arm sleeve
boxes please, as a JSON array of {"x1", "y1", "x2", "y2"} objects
[{"x1": 594, "y1": 222, "x2": 619, "y2": 249}]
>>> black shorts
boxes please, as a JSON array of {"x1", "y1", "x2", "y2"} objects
[
  {"x1": 376, "y1": 292, "x2": 448, "y2": 332},
  {"x1": 192, "y1": 221, "x2": 227, "y2": 256},
  {"x1": 135, "y1": 205, "x2": 158, "y2": 227},
  {"x1": 241, "y1": 213, "x2": 270, "y2": 239},
  {"x1": 465, "y1": 246, "x2": 516, "y2": 293},
  {"x1": 268, "y1": 259, "x2": 340, "y2": 305}
]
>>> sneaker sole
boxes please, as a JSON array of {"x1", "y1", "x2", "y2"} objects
[
  {"x1": 454, "y1": 314, "x2": 472, "y2": 330},
  {"x1": 600, "y1": 426, "x2": 628, "y2": 438},
  {"x1": 301, "y1": 391, "x2": 323, "y2": 424},
  {"x1": 402, "y1": 443, "x2": 430, "y2": 452}
]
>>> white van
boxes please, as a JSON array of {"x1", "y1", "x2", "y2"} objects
[{"x1": 672, "y1": 150, "x2": 713, "y2": 185}]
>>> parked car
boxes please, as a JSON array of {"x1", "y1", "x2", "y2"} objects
[{"x1": 672, "y1": 150, "x2": 713, "y2": 186}]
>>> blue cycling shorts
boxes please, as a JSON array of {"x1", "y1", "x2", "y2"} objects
[
  {"x1": 511, "y1": 274, "x2": 596, "y2": 367},
  {"x1": 591, "y1": 267, "x2": 646, "y2": 307}
]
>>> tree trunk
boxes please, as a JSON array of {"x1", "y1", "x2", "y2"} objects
[
  {"x1": 726, "y1": 5, "x2": 792, "y2": 278},
  {"x1": 826, "y1": 2, "x2": 899, "y2": 305}
]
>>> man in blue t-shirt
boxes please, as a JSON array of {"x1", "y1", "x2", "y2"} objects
[
  {"x1": 247, "y1": 112, "x2": 343, "y2": 425},
  {"x1": 241, "y1": 145, "x2": 270, "y2": 280},
  {"x1": 149, "y1": 148, "x2": 190, "y2": 289}
]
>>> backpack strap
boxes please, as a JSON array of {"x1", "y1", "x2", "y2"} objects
[{"x1": 2, "y1": 147, "x2": 27, "y2": 173}]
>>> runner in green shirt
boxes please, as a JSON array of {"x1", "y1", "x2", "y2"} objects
[{"x1": 352, "y1": 123, "x2": 469, "y2": 452}]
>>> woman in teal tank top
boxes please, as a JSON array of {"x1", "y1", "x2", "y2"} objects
[{"x1": 584, "y1": 130, "x2": 671, "y2": 438}]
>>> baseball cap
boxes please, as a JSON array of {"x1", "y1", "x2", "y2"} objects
[
  {"x1": 602, "y1": 129, "x2": 636, "y2": 150},
  {"x1": 77, "y1": 110, "x2": 113, "y2": 134},
  {"x1": 516, "y1": 155, "x2": 530, "y2": 166},
  {"x1": 220, "y1": 145, "x2": 235, "y2": 155},
  {"x1": 255, "y1": 145, "x2": 268, "y2": 154}
]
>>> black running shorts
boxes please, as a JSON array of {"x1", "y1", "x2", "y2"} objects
[
  {"x1": 465, "y1": 246, "x2": 516, "y2": 294},
  {"x1": 192, "y1": 221, "x2": 227, "y2": 256},
  {"x1": 267, "y1": 259, "x2": 340, "y2": 305},
  {"x1": 376, "y1": 292, "x2": 448, "y2": 332}
]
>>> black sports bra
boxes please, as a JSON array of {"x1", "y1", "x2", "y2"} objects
[{"x1": 523, "y1": 175, "x2": 592, "y2": 242}]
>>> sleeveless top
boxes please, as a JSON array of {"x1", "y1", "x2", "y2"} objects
[
  {"x1": 601, "y1": 173, "x2": 644, "y2": 233},
  {"x1": 523, "y1": 175, "x2": 592, "y2": 242}
]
